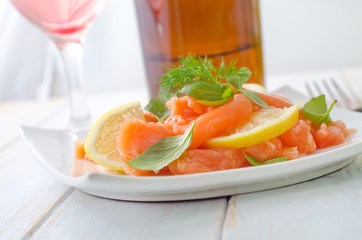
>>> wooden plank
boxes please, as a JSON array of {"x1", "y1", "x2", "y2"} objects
[
  {"x1": 0, "y1": 100, "x2": 66, "y2": 149},
  {"x1": 221, "y1": 156, "x2": 362, "y2": 240},
  {"x1": 0, "y1": 99, "x2": 70, "y2": 239},
  {"x1": 0, "y1": 88, "x2": 151, "y2": 239},
  {"x1": 0, "y1": 141, "x2": 71, "y2": 240},
  {"x1": 32, "y1": 190, "x2": 227, "y2": 240},
  {"x1": 26, "y1": 88, "x2": 228, "y2": 239}
]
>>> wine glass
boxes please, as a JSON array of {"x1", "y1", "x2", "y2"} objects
[{"x1": 11, "y1": 0, "x2": 109, "y2": 128}]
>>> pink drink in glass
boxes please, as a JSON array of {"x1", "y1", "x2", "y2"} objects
[
  {"x1": 11, "y1": 0, "x2": 108, "y2": 46},
  {"x1": 11, "y1": 0, "x2": 109, "y2": 127}
]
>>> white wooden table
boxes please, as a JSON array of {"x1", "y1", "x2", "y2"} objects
[{"x1": 1, "y1": 68, "x2": 362, "y2": 240}]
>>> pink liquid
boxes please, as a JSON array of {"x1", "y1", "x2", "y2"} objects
[{"x1": 11, "y1": 0, "x2": 108, "y2": 46}]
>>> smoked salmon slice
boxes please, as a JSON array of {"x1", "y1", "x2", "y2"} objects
[
  {"x1": 279, "y1": 120, "x2": 317, "y2": 154},
  {"x1": 189, "y1": 94, "x2": 253, "y2": 149},
  {"x1": 168, "y1": 148, "x2": 245, "y2": 175}
]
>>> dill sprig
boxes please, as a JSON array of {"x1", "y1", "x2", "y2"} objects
[
  {"x1": 160, "y1": 54, "x2": 250, "y2": 94},
  {"x1": 154, "y1": 54, "x2": 269, "y2": 109}
]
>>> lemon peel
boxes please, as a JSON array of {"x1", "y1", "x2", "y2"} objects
[
  {"x1": 205, "y1": 105, "x2": 299, "y2": 148},
  {"x1": 84, "y1": 102, "x2": 144, "y2": 171}
]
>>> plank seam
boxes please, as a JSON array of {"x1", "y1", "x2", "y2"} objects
[
  {"x1": 21, "y1": 187, "x2": 75, "y2": 240},
  {"x1": 218, "y1": 195, "x2": 232, "y2": 240}
]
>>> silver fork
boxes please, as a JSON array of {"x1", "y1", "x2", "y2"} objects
[{"x1": 305, "y1": 78, "x2": 362, "y2": 112}]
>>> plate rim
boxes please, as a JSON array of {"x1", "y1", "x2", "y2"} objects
[
  {"x1": 20, "y1": 86, "x2": 362, "y2": 200},
  {"x1": 73, "y1": 138, "x2": 362, "y2": 193}
]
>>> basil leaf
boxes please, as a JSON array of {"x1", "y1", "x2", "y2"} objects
[
  {"x1": 126, "y1": 122, "x2": 195, "y2": 172},
  {"x1": 242, "y1": 151, "x2": 287, "y2": 166},
  {"x1": 241, "y1": 89, "x2": 270, "y2": 109},
  {"x1": 263, "y1": 157, "x2": 288, "y2": 164},
  {"x1": 226, "y1": 67, "x2": 251, "y2": 89},
  {"x1": 301, "y1": 95, "x2": 336, "y2": 125},
  {"x1": 226, "y1": 68, "x2": 269, "y2": 109},
  {"x1": 196, "y1": 98, "x2": 230, "y2": 106},
  {"x1": 145, "y1": 88, "x2": 173, "y2": 122},
  {"x1": 222, "y1": 84, "x2": 234, "y2": 99},
  {"x1": 180, "y1": 80, "x2": 224, "y2": 101},
  {"x1": 180, "y1": 80, "x2": 233, "y2": 105}
]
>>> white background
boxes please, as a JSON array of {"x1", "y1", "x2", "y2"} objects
[{"x1": 0, "y1": 0, "x2": 362, "y2": 100}]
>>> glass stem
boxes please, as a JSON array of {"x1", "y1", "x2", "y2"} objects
[{"x1": 59, "y1": 43, "x2": 91, "y2": 129}]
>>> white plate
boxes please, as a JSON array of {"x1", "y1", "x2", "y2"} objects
[{"x1": 20, "y1": 87, "x2": 362, "y2": 201}]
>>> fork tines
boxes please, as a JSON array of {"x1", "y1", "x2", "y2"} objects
[{"x1": 305, "y1": 78, "x2": 362, "y2": 111}]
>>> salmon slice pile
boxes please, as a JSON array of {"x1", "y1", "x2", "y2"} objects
[
  {"x1": 74, "y1": 93, "x2": 355, "y2": 176},
  {"x1": 115, "y1": 93, "x2": 353, "y2": 176}
]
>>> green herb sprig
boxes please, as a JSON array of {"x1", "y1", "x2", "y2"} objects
[
  {"x1": 145, "y1": 88, "x2": 173, "y2": 123},
  {"x1": 159, "y1": 54, "x2": 269, "y2": 108},
  {"x1": 126, "y1": 122, "x2": 195, "y2": 172},
  {"x1": 160, "y1": 55, "x2": 245, "y2": 94},
  {"x1": 301, "y1": 95, "x2": 336, "y2": 125},
  {"x1": 242, "y1": 151, "x2": 288, "y2": 166}
]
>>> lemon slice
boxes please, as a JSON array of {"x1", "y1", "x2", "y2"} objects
[
  {"x1": 243, "y1": 83, "x2": 266, "y2": 93},
  {"x1": 205, "y1": 105, "x2": 299, "y2": 148},
  {"x1": 84, "y1": 102, "x2": 144, "y2": 171}
]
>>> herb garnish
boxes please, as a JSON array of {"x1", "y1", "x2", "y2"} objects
[
  {"x1": 301, "y1": 95, "x2": 336, "y2": 125},
  {"x1": 180, "y1": 80, "x2": 233, "y2": 105},
  {"x1": 240, "y1": 89, "x2": 270, "y2": 109},
  {"x1": 242, "y1": 150, "x2": 287, "y2": 166},
  {"x1": 126, "y1": 122, "x2": 195, "y2": 172},
  {"x1": 225, "y1": 68, "x2": 251, "y2": 89},
  {"x1": 145, "y1": 88, "x2": 173, "y2": 123},
  {"x1": 159, "y1": 54, "x2": 270, "y2": 108}
]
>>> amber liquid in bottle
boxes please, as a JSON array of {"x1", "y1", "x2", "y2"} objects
[{"x1": 135, "y1": 0, "x2": 264, "y2": 97}]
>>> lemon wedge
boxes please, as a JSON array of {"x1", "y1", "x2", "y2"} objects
[
  {"x1": 243, "y1": 83, "x2": 266, "y2": 93},
  {"x1": 205, "y1": 105, "x2": 299, "y2": 148},
  {"x1": 84, "y1": 102, "x2": 144, "y2": 171}
]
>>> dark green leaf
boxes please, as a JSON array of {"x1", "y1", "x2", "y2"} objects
[
  {"x1": 145, "y1": 88, "x2": 173, "y2": 122},
  {"x1": 160, "y1": 54, "x2": 217, "y2": 93},
  {"x1": 221, "y1": 84, "x2": 234, "y2": 99},
  {"x1": 180, "y1": 80, "x2": 226, "y2": 101},
  {"x1": 263, "y1": 157, "x2": 288, "y2": 164},
  {"x1": 196, "y1": 98, "x2": 230, "y2": 106},
  {"x1": 301, "y1": 95, "x2": 336, "y2": 125},
  {"x1": 126, "y1": 122, "x2": 195, "y2": 172},
  {"x1": 242, "y1": 151, "x2": 287, "y2": 166},
  {"x1": 226, "y1": 68, "x2": 251, "y2": 89},
  {"x1": 180, "y1": 81, "x2": 235, "y2": 105},
  {"x1": 160, "y1": 54, "x2": 253, "y2": 95},
  {"x1": 241, "y1": 89, "x2": 270, "y2": 109}
]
